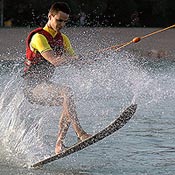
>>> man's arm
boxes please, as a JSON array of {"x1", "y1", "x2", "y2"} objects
[
  {"x1": 41, "y1": 50, "x2": 78, "y2": 66},
  {"x1": 31, "y1": 33, "x2": 78, "y2": 66}
]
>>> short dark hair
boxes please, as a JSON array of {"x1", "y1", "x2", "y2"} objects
[{"x1": 49, "y1": 2, "x2": 71, "y2": 15}]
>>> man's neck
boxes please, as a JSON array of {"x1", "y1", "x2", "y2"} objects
[{"x1": 44, "y1": 24, "x2": 59, "y2": 37}]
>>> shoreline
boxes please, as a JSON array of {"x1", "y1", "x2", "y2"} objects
[{"x1": 0, "y1": 27, "x2": 174, "y2": 60}]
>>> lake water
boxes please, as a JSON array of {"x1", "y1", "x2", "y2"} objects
[{"x1": 0, "y1": 27, "x2": 175, "y2": 175}]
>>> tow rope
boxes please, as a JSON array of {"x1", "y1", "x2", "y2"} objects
[{"x1": 95, "y1": 24, "x2": 175, "y2": 54}]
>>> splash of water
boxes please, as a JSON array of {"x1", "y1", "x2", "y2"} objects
[
  {"x1": 0, "y1": 71, "x2": 53, "y2": 167},
  {"x1": 0, "y1": 52, "x2": 175, "y2": 167}
]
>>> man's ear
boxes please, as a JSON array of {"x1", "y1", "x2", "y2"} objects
[{"x1": 48, "y1": 13, "x2": 52, "y2": 20}]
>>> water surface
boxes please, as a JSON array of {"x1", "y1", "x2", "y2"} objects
[{"x1": 0, "y1": 27, "x2": 175, "y2": 175}]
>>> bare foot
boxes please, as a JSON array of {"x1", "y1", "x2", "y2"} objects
[
  {"x1": 79, "y1": 133, "x2": 92, "y2": 141},
  {"x1": 55, "y1": 141, "x2": 65, "y2": 154}
]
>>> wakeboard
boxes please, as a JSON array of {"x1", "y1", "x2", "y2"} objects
[{"x1": 32, "y1": 104, "x2": 137, "y2": 168}]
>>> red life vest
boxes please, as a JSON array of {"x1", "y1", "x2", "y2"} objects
[{"x1": 25, "y1": 27, "x2": 64, "y2": 72}]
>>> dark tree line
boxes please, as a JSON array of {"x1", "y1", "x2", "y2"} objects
[{"x1": 2, "y1": 0, "x2": 175, "y2": 27}]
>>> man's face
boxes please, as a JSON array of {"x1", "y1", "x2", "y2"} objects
[{"x1": 49, "y1": 11, "x2": 69, "y2": 32}]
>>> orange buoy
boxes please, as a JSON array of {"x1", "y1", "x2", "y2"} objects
[{"x1": 132, "y1": 37, "x2": 141, "y2": 43}]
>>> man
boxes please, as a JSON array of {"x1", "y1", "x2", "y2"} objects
[{"x1": 23, "y1": 2, "x2": 91, "y2": 154}]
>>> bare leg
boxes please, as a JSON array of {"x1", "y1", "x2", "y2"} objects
[
  {"x1": 24, "y1": 83, "x2": 91, "y2": 154},
  {"x1": 55, "y1": 112, "x2": 70, "y2": 154},
  {"x1": 55, "y1": 87, "x2": 91, "y2": 154}
]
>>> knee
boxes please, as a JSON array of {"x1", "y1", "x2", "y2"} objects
[{"x1": 61, "y1": 86, "x2": 74, "y2": 98}]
